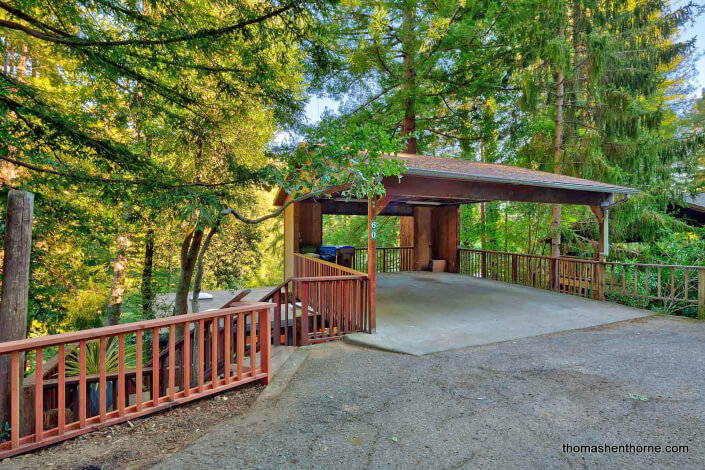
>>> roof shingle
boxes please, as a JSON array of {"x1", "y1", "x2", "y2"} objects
[{"x1": 386, "y1": 153, "x2": 637, "y2": 194}]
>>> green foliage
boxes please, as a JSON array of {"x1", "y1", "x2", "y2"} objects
[
  {"x1": 277, "y1": 118, "x2": 406, "y2": 199},
  {"x1": 323, "y1": 215, "x2": 400, "y2": 247},
  {"x1": 61, "y1": 283, "x2": 108, "y2": 331},
  {"x1": 65, "y1": 337, "x2": 136, "y2": 376}
]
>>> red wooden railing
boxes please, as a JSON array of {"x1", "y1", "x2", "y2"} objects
[
  {"x1": 256, "y1": 255, "x2": 370, "y2": 346},
  {"x1": 459, "y1": 248, "x2": 705, "y2": 317},
  {"x1": 0, "y1": 302, "x2": 272, "y2": 459},
  {"x1": 294, "y1": 252, "x2": 365, "y2": 277},
  {"x1": 352, "y1": 247, "x2": 414, "y2": 273}
]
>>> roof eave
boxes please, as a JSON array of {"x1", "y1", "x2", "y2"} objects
[{"x1": 404, "y1": 167, "x2": 639, "y2": 195}]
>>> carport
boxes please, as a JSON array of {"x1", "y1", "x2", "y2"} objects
[{"x1": 273, "y1": 153, "x2": 640, "y2": 350}]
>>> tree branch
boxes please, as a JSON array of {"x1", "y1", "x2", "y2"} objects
[
  {"x1": 0, "y1": 1, "x2": 298, "y2": 47},
  {"x1": 221, "y1": 185, "x2": 349, "y2": 224}
]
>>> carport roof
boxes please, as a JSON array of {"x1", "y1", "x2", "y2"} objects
[
  {"x1": 388, "y1": 153, "x2": 637, "y2": 195},
  {"x1": 274, "y1": 153, "x2": 637, "y2": 207}
]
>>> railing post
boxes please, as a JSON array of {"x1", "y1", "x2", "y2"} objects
[
  {"x1": 550, "y1": 257, "x2": 558, "y2": 291},
  {"x1": 273, "y1": 290, "x2": 281, "y2": 346},
  {"x1": 511, "y1": 254, "x2": 518, "y2": 284},
  {"x1": 698, "y1": 268, "x2": 705, "y2": 320},
  {"x1": 300, "y1": 282, "x2": 309, "y2": 345},
  {"x1": 596, "y1": 261, "x2": 606, "y2": 301},
  {"x1": 259, "y1": 308, "x2": 271, "y2": 385},
  {"x1": 481, "y1": 251, "x2": 487, "y2": 278}
]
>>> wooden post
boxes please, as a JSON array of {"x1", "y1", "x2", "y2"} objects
[
  {"x1": 399, "y1": 216, "x2": 414, "y2": 246},
  {"x1": 259, "y1": 309, "x2": 271, "y2": 385},
  {"x1": 0, "y1": 190, "x2": 34, "y2": 428},
  {"x1": 413, "y1": 206, "x2": 432, "y2": 271},
  {"x1": 283, "y1": 196, "x2": 296, "y2": 279},
  {"x1": 592, "y1": 206, "x2": 608, "y2": 301},
  {"x1": 300, "y1": 282, "x2": 310, "y2": 345},
  {"x1": 368, "y1": 199, "x2": 377, "y2": 332}
]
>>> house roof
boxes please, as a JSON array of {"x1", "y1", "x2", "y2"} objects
[
  {"x1": 388, "y1": 153, "x2": 638, "y2": 195},
  {"x1": 685, "y1": 193, "x2": 705, "y2": 212}
]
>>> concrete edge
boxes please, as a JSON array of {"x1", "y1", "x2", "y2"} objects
[
  {"x1": 254, "y1": 348, "x2": 308, "y2": 408},
  {"x1": 344, "y1": 334, "x2": 422, "y2": 356},
  {"x1": 345, "y1": 314, "x2": 660, "y2": 357}
]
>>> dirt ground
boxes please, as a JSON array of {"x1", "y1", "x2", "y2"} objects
[{"x1": 0, "y1": 382, "x2": 263, "y2": 470}]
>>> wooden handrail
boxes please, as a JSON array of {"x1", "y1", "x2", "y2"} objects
[
  {"x1": 0, "y1": 303, "x2": 272, "y2": 459},
  {"x1": 459, "y1": 248, "x2": 705, "y2": 319},
  {"x1": 0, "y1": 301, "x2": 273, "y2": 354},
  {"x1": 294, "y1": 252, "x2": 366, "y2": 276},
  {"x1": 353, "y1": 246, "x2": 414, "y2": 250},
  {"x1": 460, "y1": 247, "x2": 705, "y2": 270}
]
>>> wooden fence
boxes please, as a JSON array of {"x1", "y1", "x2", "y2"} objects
[
  {"x1": 0, "y1": 302, "x2": 272, "y2": 459},
  {"x1": 352, "y1": 247, "x2": 414, "y2": 273},
  {"x1": 459, "y1": 248, "x2": 705, "y2": 317}
]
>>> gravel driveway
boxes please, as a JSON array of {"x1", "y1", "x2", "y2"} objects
[{"x1": 152, "y1": 316, "x2": 705, "y2": 469}]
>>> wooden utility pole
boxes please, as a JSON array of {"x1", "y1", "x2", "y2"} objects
[{"x1": 0, "y1": 190, "x2": 34, "y2": 427}]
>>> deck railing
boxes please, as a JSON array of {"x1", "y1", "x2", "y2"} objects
[
  {"x1": 352, "y1": 247, "x2": 414, "y2": 273},
  {"x1": 0, "y1": 302, "x2": 272, "y2": 459},
  {"x1": 257, "y1": 255, "x2": 370, "y2": 346},
  {"x1": 294, "y1": 252, "x2": 365, "y2": 277},
  {"x1": 459, "y1": 248, "x2": 705, "y2": 317}
]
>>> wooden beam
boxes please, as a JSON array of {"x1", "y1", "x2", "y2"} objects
[
  {"x1": 431, "y1": 205, "x2": 461, "y2": 272},
  {"x1": 306, "y1": 200, "x2": 414, "y2": 216},
  {"x1": 384, "y1": 175, "x2": 613, "y2": 206},
  {"x1": 590, "y1": 206, "x2": 604, "y2": 223},
  {"x1": 283, "y1": 195, "x2": 295, "y2": 279},
  {"x1": 374, "y1": 195, "x2": 393, "y2": 216},
  {"x1": 399, "y1": 216, "x2": 414, "y2": 246},
  {"x1": 590, "y1": 206, "x2": 608, "y2": 259},
  {"x1": 413, "y1": 206, "x2": 433, "y2": 270},
  {"x1": 297, "y1": 202, "x2": 322, "y2": 247},
  {"x1": 591, "y1": 205, "x2": 609, "y2": 301},
  {"x1": 367, "y1": 199, "x2": 377, "y2": 332}
]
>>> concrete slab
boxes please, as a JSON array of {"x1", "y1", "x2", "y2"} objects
[
  {"x1": 347, "y1": 271, "x2": 650, "y2": 355},
  {"x1": 156, "y1": 286, "x2": 274, "y2": 314}
]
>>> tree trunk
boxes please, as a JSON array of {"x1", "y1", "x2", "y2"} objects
[
  {"x1": 141, "y1": 228, "x2": 156, "y2": 319},
  {"x1": 504, "y1": 203, "x2": 509, "y2": 252},
  {"x1": 106, "y1": 233, "x2": 130, "y2": 326},
  {"x1": 16, "y1": 43, "x2": 27, "y2": 78},
  {"x1": 191, "y1": 223, "x2": 219, "y2": 314},
  {"x1": 551, "y1": 23, "x2": 565, "y2": 259},
  {"x1": 401, "y1": 1, "x2": 416, "y2": 154},
  {"x1": 480, "y1": 203, "x2": 486, "y2": 250},
  {"x1": 174, "y1": 227, "x2": 204, "y2": 316},
  {"x1": 0, "y1": 43, "x2": 28, "y2": 185},
  {"x1": 0, "y1": 190, "x2": 34, "y2": 428}
]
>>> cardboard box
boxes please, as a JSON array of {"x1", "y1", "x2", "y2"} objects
[{"x1": 429, "y1": 259, "x2": 446, "y2": 272}]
